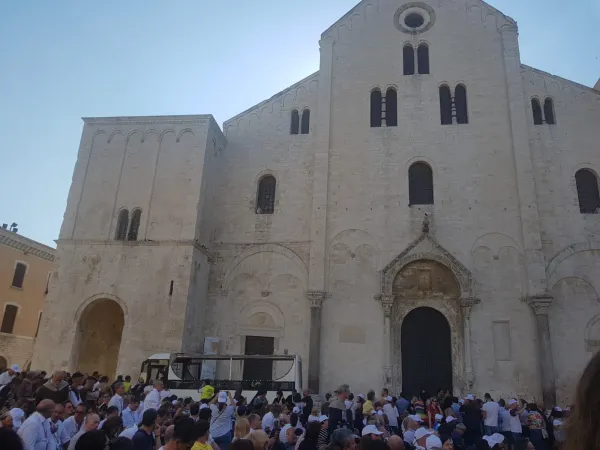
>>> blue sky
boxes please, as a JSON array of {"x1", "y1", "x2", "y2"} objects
[{"x1": 1, "y1": 0, "x2": 598, "y2": 247}]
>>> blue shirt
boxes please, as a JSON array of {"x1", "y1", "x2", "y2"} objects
[
  {"x1": 122, "y1": 407, "x2": 140, "y2": 428},
  {"x1": 17, "y1": 412, "x2": 50, "y2": 450},
  {"x1": 132, "y1": 428, "x2": 155, "y2": 450},
  {"x1": 396, "y1": 398, "x2": 410, "y2": 415}
]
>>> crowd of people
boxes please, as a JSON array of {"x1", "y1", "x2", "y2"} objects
[{"x1": 0, "y1": 350, "x2": 599, "y2": 450}]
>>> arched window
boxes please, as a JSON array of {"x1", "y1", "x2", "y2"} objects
[
  {"x1": 115, "y1": 209, "x2": 129, "y2": 241},
  {"x1": 403, "y1": 45, "x2": 415, "y2": 75},
  {"x1": 455, "y1": 85, "x2": 468, "y2": 124},
  {"x1": 417, "y1": 44, "x2": 430, "y2": 74},
  {"x1": 256, "y1": 175, "x2": 276, "y2": 214},
  {"x1": 386, "y1": 88, "x2": 398, "y2": 127},
  {"x1": 409, "y1": 162, "x2": 434, "y2": 205},
  {"x1": 575, "y1": 169, "x2": 600, "y2": 214},
  {"x1": 128, "y1": 209, "x2": 142, "y2": 241},
  {"x1": 1, "y1": 305, "x2": 18, "y2": 334},
  {"x1": 544, "y1": 98, "x2": 556, "y2": 125},
  {"x1": 290, "y1": 110, "x2": 300, "y2": 135},
  {"x1": 301, "y1": 109, "x2": 310, "y2": 134},
  {"x1": 11, "y1": 263, "x2": 26, "y2": 288},
  {"x1": 370, "y1": 89, "x2": 382, "y2": 128},
  {"x1": 439, "y1": 85, "x2": 452, "y2": 125},
  {"x1": 531, "y1": 98, "x2": 543, "y2": 125}
]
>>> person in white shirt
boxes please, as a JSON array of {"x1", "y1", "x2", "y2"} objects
[
  {"x1": 506, "y1": 398, "x2": 523, "y2": 439},
  {"x1": 68, "y1": 372, "x2": 85, "y2": 407},
  {"x1": 0, "y1": 364, "x2": 20, "y2": 386},
  {"x1": 60, "y1": 403, "x2": 86, "y2": 447},
  {"x1": 261, "y1": 404, "x2": 278, "y2": 432},
  {"x1": 210, "y1": 391, "x2": 235, "y2": 450},
  {"x1": 382, "y1": 396, "x2": 399, "y2": 434},
  {"x1": 482, "y1": 393, "x2": 501, "y2": 435},
  {"x1": 67, "y1": 413, "x2": 100, "y2": 450},
  {"x1": 144, "y1": 379, "x2": 164, "y2": 411},
  {"x1": 47, "y1": 403, "x2": 65, "y2": 449},
  {"x1": 108, "y1": 382, "x2": 126, "y2": 413},
  {"x1": 99, "y1": 405, "x2": 120, "y2": 429},
  {"x1": 122, "y1": 398, "x2": 142, "y2": 428},
  {"x1": 17, "y1": 399, "x2": 55, "y2": 450}
]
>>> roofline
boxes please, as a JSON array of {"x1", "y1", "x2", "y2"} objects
[
  {"x1": 0, "y1": 229, "x2": 56, "y2": 262},
  {"x1": 321, "y1": 0, "x2": 362, "y2": 37},
  {"x1": 521, "y1": 64, "x2": 600, "y2": 95},
  {"x1": 224, "y1": 71, "x2": 319, "y2": 125},
  {"x1": 82, "y1": 114, "x2": 217, "y2": 126}
]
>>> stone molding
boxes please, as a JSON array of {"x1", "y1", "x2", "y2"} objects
[
  {"x1": 525, "y1": 294, "x2": 554, "y2": 315},
  {"x1": 306, "y1": 291, "x2": 330, "y2": 308},
  {"x1": 0, "y1": 231, "x2": 55, "y2": 262},
  {"x1": 83, "y1": 115, "x2": 212, "y2": 126},
  {"x1": 459, "y1": 297, "x2": 481, "y2": 317},
  {"x1": 374, "y1": 294, "x2": 395, "y2": 318}
]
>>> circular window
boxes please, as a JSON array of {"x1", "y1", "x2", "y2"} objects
[{"x1": 404, "y1": 13, "x2": 424, "y2": 28}]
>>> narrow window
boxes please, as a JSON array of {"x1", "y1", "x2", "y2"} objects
[
  {"x1": 300, "y1": 109, "x2": 310, "y2": 134},
  {"x1": 35, "y1": 311, "x2": 42, "y2": 338},
  {"x1": 409, "y1": 162, "x2": 434, "y2": 205},
  {"x1": 439, "y1": 85, "x2": 452, "y2": 125},
  {"x1": 575, "y1": 169, "x2": 600, "y2": 214},
  {"x1": 1, "y1": 305, "x2": 18, "y2": 334},
  {"x1": 115, "y1": 209, "x2": 129, "y2": 241},
  {"x1": 403, "y1": 45, "x2": 415, "y2": 75},
  {"x1": 169, "y1": 280, "x2": 174, "y2": 296},
  {"x1": 128, "y1": 209, "x2": 142, "y2": 241},
  {"x1": 544, "y1": 98, "x2": 556, "y2": 125},
  {"x1": 417, "y1": 44, "x2": 430, "y2": 74},
  {"x1": 11, "y1": 263, "x2": 26, "y2": 288},
  {"x1": 257, "y1": 175, "x2": 276, "y2": 214},
  {"x1": 531, "y1": 98, "x2": 543, "y2": 125},
  {"x1": 290, "y1": 110, "x2": 300, "y2": 135},
  {"x1": 386, "y1": 88, "x2": 398, "y2": 127},
  {"x1": 370, "y1": 89, "x2": 382, "y2": 128},
  {"x1": 455, "y1": 84, "x2": 469, "y2": 124}
]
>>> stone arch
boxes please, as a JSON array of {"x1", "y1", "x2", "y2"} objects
[
  {"x1": 72, "y1": 295, "x2": 126, "y2": 378},
  {"x1": 238, "y1": 301, "x2": 285, "y2": 338},
  {"x1": 547, "y1": 242, "x2": 600, "y2": 286},
  {"x1": 585, "y1": 314, "x2": 600, "y2": 351}
]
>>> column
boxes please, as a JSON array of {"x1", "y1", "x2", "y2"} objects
[
  {"x1": 460, "y1": 297, "x2": 480, "y2": 390},
  {"x1": 306, "y1": 290, "x2": 328, "y2": 394},
  {"x1": 527, "y1": 295, "x2": 556, "y2": 406},
  {"x1": 377, "y1": 294, "x2": 395, "y2": 388}
]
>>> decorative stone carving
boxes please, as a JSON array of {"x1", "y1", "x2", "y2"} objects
[
  {"x1": 459, "y1": 297, "x2": 481, "y2": 317},
  {"x1": 306, "y1": 290, "x2": 329, "y2": 308},
  {"x1": 261, "y1": 291, "x2": 270, "y2": 297},
  {"x1": 525, "y1": 294, "x2": 554, "y2": 315},
  {"x1": 422, "y1": 214, "x2": 430, "y2": 233},
  {"x1": 393, "y1": 260, "x2": 460, "y2": 301},
  {"x1": 374, "y1": 294, "x2": 395, "y2": 317}
]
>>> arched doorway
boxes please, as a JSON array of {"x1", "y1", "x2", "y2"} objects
[
  {"x1": 401, "y1": 307, "x2": 453, "y2": 397},
  {"x1": 74, "y1": 299, "x2": 124, "y2": 378},
  {"x1": 0, "y1": 356, "x2": 7, "y2": 371}
]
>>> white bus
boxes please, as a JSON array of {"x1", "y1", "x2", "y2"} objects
[{"x1": 139, "y1": 353, "x2": 302, "y2": 402}]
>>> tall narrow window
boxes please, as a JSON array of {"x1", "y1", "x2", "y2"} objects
[
  {"x1": 115, "y1": 209, "x2": 129, "y2": 240},
  {"x1": 544, "y1": 98, "x2": 556, "y2": 125},
  {"x1": 370, "y1": 89, "x2": 382, "y2": 128},
  {"x1": 128, "y1": 209, "x2": 142, "y2": 241},
  {"x1": 409, "y1": 162, "x2": 434, "y2": 205},
  {"x1": 386, "y1": 88, "x2": 398, "y2": 127},
  {"x1": 575, "y1": 169, "x2": 600, "y2": 214},
  {"x1": 290, "y1": 110, "x2": 300, "y2": 135},
  {"x1": 531, "y1": 98, "x2": 543, "y2": 125},
  {"x1": 11, "y1": 263, "x2": 26, "y2": 288},
  {"x1": 439, "y1": 85, "x2": 452, "y2": 125},
  {"x1": 257, "y1": 175, "x2": 276, "y2": 214},
  {"x1": 417, "y1": 44, "x2": 430, "y2": 74},
  {"x1": 301, "y1": 109, "x2": 310, "y2": 134},
  {"x1": 1, "y1": 305, "x2": 18, "y2": 334},
  {"x1": 35, "y1": 311, "x2": 42, "y2": 338},
  {"x1": 403, "y1": 45, "x2": 415, "y2": 75},
  {"x1": 455, "y1": 85, "x2": 468, "y2": 124}
]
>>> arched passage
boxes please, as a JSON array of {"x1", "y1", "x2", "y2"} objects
[
  {"x1": 74, "y1": 298, "x2": 124, "y2": 378},
  {"x1": 0, "y1": 356, "x2": 7, "y2": 371},
  {"x1": 401, "y1": 307, "x2": 453, "y2": 397}
]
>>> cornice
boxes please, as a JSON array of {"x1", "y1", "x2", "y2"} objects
[
  {"x1": 0, "y1": 231, "x2": 55, "y2": 262},
  {"x1": 82, "y1": 115, "x2": 215, "y2": 126}
]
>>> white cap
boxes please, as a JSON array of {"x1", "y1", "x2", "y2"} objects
[
  {"x1": 483, "y1": 434, "x2": 505, "y2": 447},
  {"x1": 445, "y1": 416, "x2": 457, "y2": 423},
  {"x1": 319, "y1": 415, "x2": 328, "y2": 423},
  {"x1": 435, "y1": 414, "x2": 443, "y2": 421},
  {"x1": 426, "y1": 435, "x2": 443, "y2": 450},
  {"x1": 10, "y1": 364, "x2": 20, "y2": 373},
  {"x1": 362, "y1": 425, "x2": 384, "y2": 437},
  {"x1": 409, "y1": 414, "x2": 423, "y2": 423},
  {"x1": 459, "y1": 399, "x2": 465, "y2": 405},
  {"x1": 200, "y1": 404, "x2": 209, "y2": 410},
  {"x1": 414, "y1": 428, "x2": 434, "y2": 441},
  {"x1": 386, "y1": 396, "x2": 393, "y2": 402},
  {"x1": 377, "y1": 410, "x2": 384, "y2": 416},
  {"x1": 172, "y1": 400, "x2": 178, "y2": 405},
  {"x1": 217, "y1": 392, "x2": 227, "y2": 403},
  {"x1": 508, "y1": 398, "x2": 518, "y2": 405},
  {"x1": 9, "y1": 408, "x2": 24, "y2": 428},
  {"x1": 465, "y1": 394, "x2": 475, "y2": 401},
  {"x1": 554, "y1": 406, "x2": 562, "y2": 412},
  {"x1": 553, "y1": 419, "x2": 563, "y2": 426},
  {"x1": 292, "y1": 406, "x2": 300, "y2": 414},
  {"x1": 358, "y1": 394, "x2": 365, "y2": 400},
  {"x1": 308, "y1": 415, "x2": 319, "y2": 423}
]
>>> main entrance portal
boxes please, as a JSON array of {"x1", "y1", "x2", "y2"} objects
[{"x1": 401, "y1": 307, "x2": 453, "y2": 397}]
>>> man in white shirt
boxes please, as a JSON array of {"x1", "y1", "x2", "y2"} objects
[
  {"x1": 48, "y1": 403, "x2": 65, "y2": 450},
  {"x1": 0, "y1": 364, "x2": 20, "y2": 386},
  {"x1": 60, "y1": 403, "x2": 86, "y2": 447},
  {"x1": 482, "y1": 393, "x2": 500, "y2": 435},
  {"x1": 108, "y1": 382, "x2": 126, "y2": 413},
  {"x1": 144, "y1": 379, "x2": 164, "y2": 411},
  {"x1": 382, "y1": 396, "x2": 399, "y2": 434},
  {"x1": 67, "y1": 413, "x2": 100, "y2": 450},
  {"x1": 68, "y1": 372, "x2": 85, "y2": 407},
  {"x1": 261, "y1": 404, "x2": 279, "y2": 432},
  {"x1": 122, "y1": 398, "x2": 142, "y2": 428},
  {"x1": 17, "y1": 399, "x2": 55, "y2": 450},
  {"x1": 507, "y1": 399, "x2": 523, "y2": 438}
]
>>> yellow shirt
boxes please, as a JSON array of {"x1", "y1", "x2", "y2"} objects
[
  {"x1": 363, "y1": 400, "x2": 374, "y2": 416},
  {"x1": 201, "y1": 385, "x2": 215, "y2": 401},
  {"x1": 124, "y1": 382, "x2": 131, "y2": 393},
  {"x1": 192, "y1": 442, "x2": 212, "y2": 450}
]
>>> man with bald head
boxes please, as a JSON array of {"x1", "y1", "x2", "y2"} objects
[
  {"x1": 18, "y1": 399, "x2": 55, "y2": 450},
  {"x1": 36, "y1": 371, "x2": 70, "y2": 405},
  {"x1": 388, "y1": 435, "x2": 405, "y2": 450},
  {"x1": 67, "y1": 413, "x2": 100, "y2": 450}
]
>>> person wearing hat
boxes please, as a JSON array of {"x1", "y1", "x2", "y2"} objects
[
  {"x1": 362, "y1": 424, "x2": 384, "y2": 439},
  {"x1": 402, "y1": 415, "x2": 422, "y2": 444},
  {"x1": 383, "y1": 396, "x2": 399, "y2": 434},
  {"x1": 210, "y1": 390, "x2": 235, "y2": 450},
  {"x1": 425, "y1": 434, "x2": 443, "y2": 450},
  {"x1": 482, "y1": 433, "x2": 505, "y2": 449},
  {"x1": 414, "y1": 427, "x2": 434, "y2": 449},
  {"x1": 328, "y1": 384, "x2": 350, "y2": 435},
  {"x1": 450, "y1": 422, "x2": 467, "y2": 448},
  {"x1": 0, "y1": 410, "x2": 14, "y2": 430},
  {"x1": 317, "y1": 415, "x2": 329, "y2": 448},
  {"x1": 0, "y1": 364, "x2": 20, "y2": 387}
]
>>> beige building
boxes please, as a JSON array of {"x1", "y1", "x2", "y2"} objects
[
  {"x1": 0, "y1": 226, "x2": 55, "y2": 371},
  {"x1": 34, "y1": 0, "x2": 600, "y2": 406}
]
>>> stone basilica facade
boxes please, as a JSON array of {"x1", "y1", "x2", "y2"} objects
[{"x1": 33, "y1": 0, "x2": 600, "y2": 406}]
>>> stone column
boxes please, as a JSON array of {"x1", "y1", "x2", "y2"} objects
[
  {"x1": 376, "y1": 294, "x2": 395, "y2": 389},
  {"x1": 306, "y1": 290, "x2": 328, "y2": 394},
  {"x1": 527, "y1": 295, "x2": 556, "y2": 407},
  {"x1": 460, "y1": 297, "x2": 480, "y2": 390}
]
